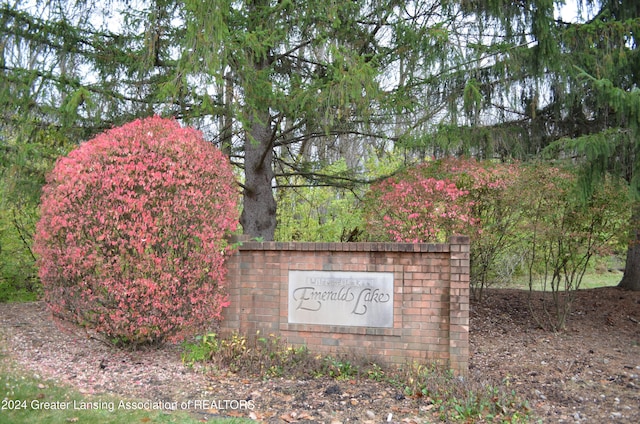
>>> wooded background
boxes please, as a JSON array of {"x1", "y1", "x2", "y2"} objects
[{"x1": 2, "y1": 0, "x2": 640, "y2": 295}]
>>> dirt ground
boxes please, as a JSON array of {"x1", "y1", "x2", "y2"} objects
[
  {"x1": 1, "y1": 286, "x2": 639, "y2": 423},
  {"x1": 470, "y1": 286, "x2": 640, "y2": 423}
]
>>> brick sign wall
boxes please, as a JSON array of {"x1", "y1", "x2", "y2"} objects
[{"x1": 220, "y1": 236, "x2": 470, "y2": 374}]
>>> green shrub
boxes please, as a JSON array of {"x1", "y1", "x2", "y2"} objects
[{"x1": 517, "y1": 164, "x2": 631, "y2": 330}]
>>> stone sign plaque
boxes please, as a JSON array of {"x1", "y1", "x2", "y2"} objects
[{"x1": 288, "y1": 270, "x2": 394, "y2": 328}]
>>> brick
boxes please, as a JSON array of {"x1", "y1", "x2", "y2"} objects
[{"x1": 220, "y1": 239, "x2": 470, "y2": 374}]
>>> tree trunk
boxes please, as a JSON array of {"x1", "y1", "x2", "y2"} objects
[
  {"x1": 619, "y1": 206, "x2": 640, "y2": 290},
  {"x1": 237, "y1": 0, "x2": 277, "y2": 241},
  {"x1": 219, "y1": 72, "x2": 233, "y2": 157},
  {"x1": 240, "y1": 109, "x2": 277, "y2": 241}
]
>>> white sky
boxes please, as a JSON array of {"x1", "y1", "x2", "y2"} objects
[{"x1": 556, "y1": 0, "x2": 591, "y2": 23}]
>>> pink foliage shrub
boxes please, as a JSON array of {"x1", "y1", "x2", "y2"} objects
[
  {"x1": 371, "y1": 175, "x2": 472, "y2": 243},
  {"x1": 33, "y1": 116, "x2": 239, "y2": 346},
  {"x1": 365, "y1": 157, "x2": 520, "y2": 243}
]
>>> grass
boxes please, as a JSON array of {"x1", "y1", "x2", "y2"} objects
[
  {"x1": 573, "y1": 270, "x2": 623, "y2": 289},
  {"x1": 0, "y1": 362, "x2": 251, "y2": 424},
  {"x1": 497, "y1": 270, "x2": 623, "y2": 291}
]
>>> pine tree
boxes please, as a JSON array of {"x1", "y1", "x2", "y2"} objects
[{"x1": 4, "y1": 0, "x2": 547, "y2": 240}]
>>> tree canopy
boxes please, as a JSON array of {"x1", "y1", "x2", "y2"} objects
[
  {"x1": 1, "y1": 0, "x2": 567, "y2": 237},
  {"x1": 2, "y1": 0, "x2": 640, "y2": 288}
]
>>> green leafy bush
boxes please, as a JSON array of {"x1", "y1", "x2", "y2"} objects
[
  {"x1": 0, "y1": 130, "x2": 72, "y2": 302},
  {"x1": 517, "y1": 164, "x2": 631, "y2": 330}
]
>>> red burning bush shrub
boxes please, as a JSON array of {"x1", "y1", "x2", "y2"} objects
[
  {"x1": 364, "y1": 157, "x2": 520, "y2": 243},
  {"x1": 34, "y1": 116, "x2": 239, "y2": 346}
]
